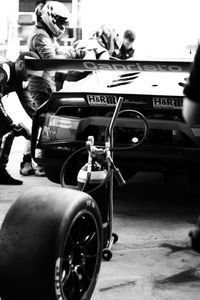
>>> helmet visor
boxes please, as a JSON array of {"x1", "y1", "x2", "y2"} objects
[{"x1": 54, "y1": 15, "x2": 69, "y2": 30}]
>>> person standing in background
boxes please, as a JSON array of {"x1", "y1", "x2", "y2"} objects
[
  {"x1": 20, "y1": 1, "x2": 76, "y2": 176},
  {"x1": 93, "y1": 24, "x2": 122, "y2": 59},
  {"x1": 114, "y1": 29, "x2": 136, "y2": 60}
]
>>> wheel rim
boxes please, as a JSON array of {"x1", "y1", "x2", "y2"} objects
[{"x1": 60, "y1": 211, "x2": 100, "y2": 300}]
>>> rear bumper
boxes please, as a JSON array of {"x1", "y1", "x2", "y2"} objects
[
  {"x1": 39, "y1": 143, "x2": 200, "y2": 173},
  {"x1": 34, "y1": 114, "x2": 200, "y2": 173},
  {"x1": 39, "y1": 115, "x2": 200, "y2": 146}
]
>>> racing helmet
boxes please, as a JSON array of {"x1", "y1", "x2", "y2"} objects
[
  {"x1": 35, "y1": 2, "x2": 45, "y2": 22},
  {"x1": 41, "y1": 1, "x2": 69, "y2": 37},
  {"x1": 94, "y1": 24, "x2": 122, "y2": 54}
]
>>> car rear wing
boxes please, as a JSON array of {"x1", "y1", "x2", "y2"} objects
[{"x1": 25, "y1": 58, "x2": 192, "y2": 74}]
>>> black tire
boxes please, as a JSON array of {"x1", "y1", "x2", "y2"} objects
[
  {"x1": 0, "y1": 186, "x2": 103, "y2": 300},
  {"x1": 44, "y1": 162, "x2": 63, "y2": 183},
  {"x1": 115, "y1": 163, "x2": 138, "y2": 181},
  {"x1": 163, "y1": 171, "x2": 189, "y2": 199},
  {"x1": 43, "y1": 147, "x2": 82, "y2": 184},
  {"x1": 60, "y1": 148, "x2": 88, "y2": 187}
]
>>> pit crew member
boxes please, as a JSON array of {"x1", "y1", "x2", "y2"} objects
[
  {"x1": 64, "y1": 25, "x2": 120, "y2": 83},
  {"x1": 27, "y1": 0, "x2": 76, "y2": 176},
  {"x1": 113, "y1": 29, "x2": 136, "y2": 60},
  {"x1": 93, "y1": 24, "x2": 122, "y2": 58},
  {"x1": 0, "y1": 51, "x2": 39, "y2": 185},
  {"x1": 64, "y1": 38, "x2": 110, "y2": 83}
]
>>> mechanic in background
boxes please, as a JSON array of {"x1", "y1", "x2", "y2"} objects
[
  {"x1": 26, "y1": 0, "x2": 76, "y2": 176},
  {"x1": 64, "y1": 24, "x2": 120, "y2": 83},
  {"x1": 183, "y1": 44, "x2": 200, "y2": 124},
  {"x1": 93, "y1": 24, "x2": 122, "y2": 59},
  {"x1": 113, "y1": 30, "x2": 136, "y2": 60},
  {"x1": 64, "y1": 37, "x2": 110, "y2": 83},
  {"x1": 0, "y1": 52, "x2": 38, "y2": 185},
  {"x1": 35, "y1": 0, "x2": 47, "y2": 22}
]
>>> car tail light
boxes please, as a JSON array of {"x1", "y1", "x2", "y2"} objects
[{"x1": 40, "y1": 113, "x2": 80, "y2": 143}]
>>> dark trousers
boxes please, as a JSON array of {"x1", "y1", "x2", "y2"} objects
[
  {"x1": 0, "y1": 85, "x2": 51, "y2": 169},
  {"x1": 0, "y1": 124, "x2": 14, "y2": 169},
  {"x1": 29, "y1": 82, "x2": 52, "y2": 108},
  {"x1": 29, "y1": 87, "x2": 51, "y2": 165}
]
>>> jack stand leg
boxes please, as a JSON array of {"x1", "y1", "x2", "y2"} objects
[
  {"x1": 102, "y1": 144, "x2": 119, "y2": 261},
  {"x1": 102, "y1": 236, "x2": 114, "y2": 261},
  {"x1": 102, "y1": 96, "x2": 123, "y2": 261}
]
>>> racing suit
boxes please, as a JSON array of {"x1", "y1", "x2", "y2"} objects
[
  {"x1": 0, "y1": 61, "x2": 36, "y2": 169},
  {"x1": 65, "y1": 38, "x2": 109, "y2": 82},
  {"x1": 113, "y1": 44, "x2": 135, "y2": 60},
  {"x1": 27, "y1": 20, "x2": 75, "y2": 174},
  {"x1": 28, "y1": 20, "x2": 74, "y2": 105}
]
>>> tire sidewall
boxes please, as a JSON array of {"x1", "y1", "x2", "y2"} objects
[{"x1": 54, "y1": 195, "x2": 103, "y2": 300}]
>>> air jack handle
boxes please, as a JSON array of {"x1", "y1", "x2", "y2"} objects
[
  {"x1": 108, "y1": 96, "x2": 124, "y2": 141},
  {"x1": 113, "y1": 167, "x2": 126, "y2": 186},
  {"x1": 106, "y1": 156, "x2": 126, "y2": 186}
]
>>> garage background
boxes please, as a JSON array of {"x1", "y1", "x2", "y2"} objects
[{"x1": 1, "y1": 0, "x2": 200, "y2": 60}]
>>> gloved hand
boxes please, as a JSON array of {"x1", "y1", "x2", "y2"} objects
[
  {"x1": 65, "y1": 47, "x2": 77, "y2": 59},
  {"x1": 11, "y1": 123, "x2": 31, "y2": 140}
]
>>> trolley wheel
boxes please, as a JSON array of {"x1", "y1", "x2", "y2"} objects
[
  {"x1": 0, "y1": 186, "x2": 103, "y2": 300},
  {"x1": 112, "y1": 233, "x2": 119, "y2": 244},
  {"x1": 102, "y1": 249, "x2": 113, "y2": 261}
]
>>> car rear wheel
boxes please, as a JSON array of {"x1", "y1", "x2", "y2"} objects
[{"x1": 44, "y1": 161, "x2": 63, "y2": 183}]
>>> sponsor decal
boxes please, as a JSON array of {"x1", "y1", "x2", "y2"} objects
[
  {"x1": 87, "y1": 94, "x2": 118, "y2": 106},
  {"x1": 86, "y1": 199, "x2": 95, "y2": 208},
  {"x1": 153, "y1": 97, "x2": 183, "y2": 109},
  {"x1": 83, "y1": 61, "x2": 187, "y2": 72},
  {"x1": 49, "y1": 117, "x2": 79, "y2": 129},
  {"x1": 42, "y1": 126, "x2": 56, "y2": 140},
  {"x1": 123, "y1": 99, "x2": 148, "y2": 106},
  {"x1": 55, "y1": 257, "x2": 63, "y2": 300},
  {"x1": 87, "y1": 95, "x2": 149, "y2": 107}
]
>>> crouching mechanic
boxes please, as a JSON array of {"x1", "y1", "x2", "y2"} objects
[
  {"x1": 27, "y1": 0, "x2": 76, "y2": 176},
  {"x1": 0, "y1": 51, "x2": 39, "y2": 184}
]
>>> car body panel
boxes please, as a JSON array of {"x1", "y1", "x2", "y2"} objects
[{"x1": 27, "y1": 59, "x2": 199, "y2": 183}]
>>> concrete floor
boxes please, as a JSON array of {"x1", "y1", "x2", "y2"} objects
[{"x1": 1, "y1": 147, "x2": 200, "y2": 299}]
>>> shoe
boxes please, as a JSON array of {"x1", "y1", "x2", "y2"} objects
[
  {"x1": 0, "y1": 168, "x2": 23, "y2": 185},
  {"x1": 20, "y1": 162, "x2": 35, "y2": 176},
  {"x1": 35, "y1": 165, "x2": 46, "y2": 177},
  {"x1": 20, "y1": 155, "x2": 35, "y2": 176}
]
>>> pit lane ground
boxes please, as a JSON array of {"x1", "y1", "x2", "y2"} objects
[{"x1": 1, "y1": 143, "x2": 200, "y2": 300}]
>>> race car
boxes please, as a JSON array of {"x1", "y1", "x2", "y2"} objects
[{"x1": 26, "y1": 58, "x2": 199, "y2": 184}]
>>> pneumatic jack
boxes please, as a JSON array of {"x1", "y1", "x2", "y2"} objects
[
  {"x1": 60, "y1": 96, "x2": 149, "y2": 261},
  {"x1": 81, "y1": 134, "x2": 126, "y2": 261}
]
